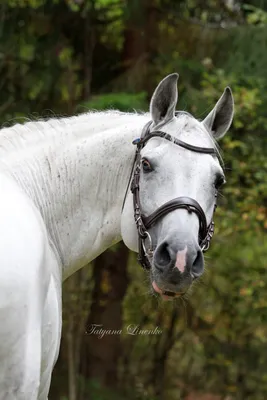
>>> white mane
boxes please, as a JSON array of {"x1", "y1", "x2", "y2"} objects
[{"x1": 0, "y1": 111, "x2": 148, "y2": 156}]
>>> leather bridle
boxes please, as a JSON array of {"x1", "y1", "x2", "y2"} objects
[{"x1": 124, "y1": 117, "x2": 219, "y2": 270}]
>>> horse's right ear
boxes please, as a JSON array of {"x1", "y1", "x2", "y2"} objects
[{"x1": 150, "y1": 73, "x2": 179, "y2": 125}]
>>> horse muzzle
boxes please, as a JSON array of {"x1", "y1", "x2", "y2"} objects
[{"x1": 151, "y1": 238, "x2": 204, "y2": 297}]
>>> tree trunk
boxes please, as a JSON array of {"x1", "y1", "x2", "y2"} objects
[
  {"x1": 149, "y1": 307, "x2": 180, "y2": 399},
  {"x1": 120, "y1": 0, "x2": 159, "y2": 93},
  {"x1": 67, "y1": 314, "x2": 77, "y2": 400},
  {"x1": 121, "y1": 0, "x2": 146, "y2": 70},
  {"x1": 80, "y1": 243, "x2": 129, "y2": 390},
  {"x1": 83, "y1": 2, "x2": 96, "y2": 100}
]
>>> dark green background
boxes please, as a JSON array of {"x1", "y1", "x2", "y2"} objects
[{"x1": 1, "y1": 1, "x2": 267, "y2": 399}]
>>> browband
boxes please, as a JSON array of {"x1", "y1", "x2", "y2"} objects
[{"x1": 135, "y1": 131, "x2": 217, "y2": 155}]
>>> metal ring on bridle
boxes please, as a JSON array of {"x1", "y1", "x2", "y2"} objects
[
  {"x1": 201, "y1": 242, "x2": 210, "y2": 252},
  {"x1": 141, "y1": 231, "x2": 153, "y2": 258},
  {"x1": 138, "y1": 224, "x2": 148, "y2": 239}
]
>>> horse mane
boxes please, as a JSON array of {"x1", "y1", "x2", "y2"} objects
[{"x1": 0, "y1": 110, "x2": 148, "y2": 156}]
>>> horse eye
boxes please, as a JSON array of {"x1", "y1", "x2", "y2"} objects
[
  {"x1": 142, "y1": 159, "x2": 153, "y2": 173},
  {"x1": 215, "y1": 175, "x2": 225, "y2": 189}
]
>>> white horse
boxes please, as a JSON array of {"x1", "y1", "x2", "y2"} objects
[{"x1": 0, "y1": 73, "x2": 233, "y2": 399}]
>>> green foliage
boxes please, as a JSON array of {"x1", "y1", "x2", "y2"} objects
[
  {"x1": 243, "y1": 3, "x2": 267, "y2": 25},
  {"x1": 3, "y1": 0, "x2": 267, "y2": 399},
  {"x1": 83, "y1": 92, "x2": 148, "y2": 112},
  {"x1": 77, "y1": 378, "x2": 157, "y2": 400},
  {"x1": 201, "y1": 69, "x2": 266, "y2": 132}
]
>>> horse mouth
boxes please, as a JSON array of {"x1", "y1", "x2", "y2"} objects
[{"x1": 152, "y1": 280, "x2": 185, "y2": 300}]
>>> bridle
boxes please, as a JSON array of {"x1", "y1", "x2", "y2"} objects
[{"x1": 124, "y1": 117, "x2": 219, "y2": 270}]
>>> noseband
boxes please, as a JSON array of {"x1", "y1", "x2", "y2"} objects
[{"x1": 125, "y1": 119, "x2": 219, "y2": 270}]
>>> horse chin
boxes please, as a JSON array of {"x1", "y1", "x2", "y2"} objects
[{"x1": 151, "y1": 280, "x2": 185, "y2": 301}]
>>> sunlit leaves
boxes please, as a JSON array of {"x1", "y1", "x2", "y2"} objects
[
  {"x1": 82, "y1": 92, "x2": 147, "y2": 112},
  {"x1": 243, "y1": 4, "x2": 267, "y2": 26},
  {"x1": 3, "y1": 0, "x2": 46, "y2": 8}
]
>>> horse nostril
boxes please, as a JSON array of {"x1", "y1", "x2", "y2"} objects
[
  {"x1": 191, "y1": 250, "x2": 204, "y2": 278},
  {"x1": 154, "y1": 241, "x2": 171, "y2": 271}
]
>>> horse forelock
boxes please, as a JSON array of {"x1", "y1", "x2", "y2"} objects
[{"x1": 174, "y1": 111, "x2": 223, "y2": 166}]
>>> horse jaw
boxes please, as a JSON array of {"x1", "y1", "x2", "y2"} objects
[{"x1": 121, "y1": 190, "x2": 139, "y2": 253}]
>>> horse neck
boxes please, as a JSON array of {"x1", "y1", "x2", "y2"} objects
[{"x1": 2, "y1": 111, "x2": 150, "y2": 279}]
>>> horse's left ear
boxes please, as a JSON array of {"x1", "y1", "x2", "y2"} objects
[
  {"x1": 202, "y1": 87, "x2": 234, "y2": 140},
  {"x1": 150, "y1": 73, "x2": 179, "y2": 125}
]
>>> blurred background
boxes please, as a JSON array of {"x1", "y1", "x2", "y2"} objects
[{"x1": 1, "y1": 0, "x2": 267, "y2": 399}]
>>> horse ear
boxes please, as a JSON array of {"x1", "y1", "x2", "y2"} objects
[
  {"x1": 202, "y1": 87, "x2": 234, "y2": 140},
  {"x1": 150, "y1": 73, "x2": 179, "y2": 125}
]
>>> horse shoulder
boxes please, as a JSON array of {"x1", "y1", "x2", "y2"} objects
[
  {"x1": 0, "y1": 171, "x2": 60, "y2": 398},
  {"x1": 0, "y1": 172, "x2": 51, "y2": 296}
]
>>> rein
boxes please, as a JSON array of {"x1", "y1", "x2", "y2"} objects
[{"x1": 123, "y1": 119, "x2": 219, "y2": 270}]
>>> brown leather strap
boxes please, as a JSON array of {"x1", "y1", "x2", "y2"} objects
[
  {"x1": 138, "y1": 131, "x2": 217, "y2": 155},
  {"x1": 142, "y1": 196, "x2": 208, "y2": 241}
]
